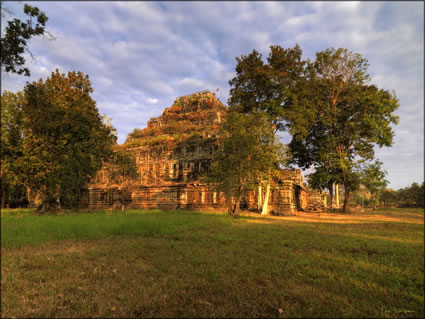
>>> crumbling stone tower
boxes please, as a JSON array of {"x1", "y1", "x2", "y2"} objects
[{"x1": 78, "y1": 90, "x2": 319, "y2": 212}]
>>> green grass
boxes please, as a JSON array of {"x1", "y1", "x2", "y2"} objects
[
  {"x1": 1, "y1": 209, "x2": 229, "y2": 248},
  {"x1": 1, "y1": 208, "x2": 424, "y2": 318}
]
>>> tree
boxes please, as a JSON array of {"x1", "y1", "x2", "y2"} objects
[
  {"x1": 415, "y1": 183, "x2": 425, "y2": 208},
  {"x1": 19, "y1": 69, "x2": 117, "y2": 213},
  {"x1": 291, "y1": 133, "x2": 343, "y2": 210},
  {"x1": 380, "y1": 188, "x2": 398, "y2": 207},
  {"x1": 0, "y1": 91, "x2": 25, "y2": 208},
  {"x1": 1, "y1": 3, "x2": 52, "y2": 76},
  {"x1": 288, "y1": 48, "x2": 399, "y2": 213},
  {"x1": 206, "y1": 111, "x2": 287, "y2": 216},
  {"x1": 228, "y1": 44, "x2": 304, "y2": 214},
  {"x1": 397, "y1": 182, "x2": 425, "y2": 207},
  {"x1": 104, "y1": 146, "x2": 140, "y2": 212},
  {"x1": 360, "y1": 160, "x2": 388, "y2": 208}
]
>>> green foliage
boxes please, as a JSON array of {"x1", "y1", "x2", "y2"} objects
[
  {"x1": 0, "y1": 91, "x2": 26, "y2": 207},
  {"x1": 380, "y1": 188, "x2": 399, "y2": 206},
  {"x1": 105, "y1": 148, "x2": 139, "y2": 186},
  {"x1": 287, "y1": 48, "x2": 399, "y2": 212},
  {"x1": 228, "y1": 45, "x2": 302, "y2": 214},
  {"x1": 228, "y1": 44, "x2": 305, "y2": 131},
  {"x1": 19, "y1": 70, "x2": 117, "y2": 212},
  {"x1": 359, "y1": 160, "x2": 388, "y2": 205},
  {"x1": 206, "y1": 112, "x2": 288, "y2": 216},
  {"x1": 161, "y1": 121, "x2": 200, "y2": 135},
  {"x1": 396, "y1": 182, "x2": 425, "y2": 207},
  {"x1": 183, "y1": 131, "x2": 202, "y2": 142},
  {"x1": 307, "y1": 166, "x2": 340, "y2": 193},
  {"x1": 127, "y1": 112, "x2": 218, "y2": 143},
  {"x1": 355, "y1": 181, "x2": 424, "y2": 208},
  {"x1": 127, "y1": 126, "x2": 160, "y2": 139},
  {"x1": 0, "y1": 4, "x2": 50, "y2": 76}
]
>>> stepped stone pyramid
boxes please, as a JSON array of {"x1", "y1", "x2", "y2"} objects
[{"x1": 77, "y1": 90, "x2": 324, "y2": 212}]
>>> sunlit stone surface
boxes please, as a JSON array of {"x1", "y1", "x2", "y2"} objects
[{"x1": 77, "y1": 91, "x2": 324, "y2": 212}]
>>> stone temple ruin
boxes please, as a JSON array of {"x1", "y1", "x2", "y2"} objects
[{"x1": 77, "y1": 91, "x2": 324, "y2": 212}]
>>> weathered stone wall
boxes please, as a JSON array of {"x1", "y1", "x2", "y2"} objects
[
  {"x1": 77, "y1": 90, "x2": 324, "y2": 212},
  {"x1": 78, "y1": 181, "x2": 306, "y2": 212},
  {"x1": 78, "y1": 185, "x2": 227, "y2": 210},
  {"x1": 304, "y1": 190, "x2": 326, "y2": 212}
]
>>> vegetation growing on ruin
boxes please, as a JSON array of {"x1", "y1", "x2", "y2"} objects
[{"x1": 124, "y1": 92, "x2": 225, "y2": 149}]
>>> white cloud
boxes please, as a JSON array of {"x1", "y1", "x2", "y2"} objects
[{"x1": 146, "y1": 98, "x2": 159, "y2": 104}]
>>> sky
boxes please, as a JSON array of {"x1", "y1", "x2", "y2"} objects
[{"x1": 1, "y1": 1, "x2": 423, "y2": 190}]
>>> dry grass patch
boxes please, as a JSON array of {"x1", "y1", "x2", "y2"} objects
[{"x1": 240, "y1": 208, "x2": 424, "y2": 225}]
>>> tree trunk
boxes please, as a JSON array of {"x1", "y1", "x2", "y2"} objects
[
  {"x1": 121, "y1": 189, "x2": 126, "y2": 213},
  {"x1": 226, "y1": 195, "x2": 233, "y2": 216},
  {"x1": 1, "y1": 190, "x2": 6, "y2": 210},
  {"x1": 261, "y1": 126, "x2": 275, "y2": 216},
  {"x1": 0, "y1": 174, "x2": 5, "y2": 209},
  {"x1": 328, "y1": 181, "x2": 334, "y2": 210},
  {"x1": 261, "y1": 182, "x2": 271, "y2": 215},
  {"x1": 257, "y1": 185, "x2": 262, "y2": 212},
  {"x1": 26, "y1": 186, "x2": 32, "y2": 207},
  {"x1": 335, "y1": 183, "x2": 340, "y2": 208},
  {"x1": 231, "y1": 185, "x2": 245, "y2": 217},
  {"x1": 233, "y1": 196, "x2": 241, "y2": 216},
  {"x1": 37, "y1": 187, "x2": 61, "y2": 214},
  {"x1": 343, "y1": 184, "x2": 350, "y2": 213},
  {"x1": 37, "y1": 198, "x2": 61, "y2": 214}
]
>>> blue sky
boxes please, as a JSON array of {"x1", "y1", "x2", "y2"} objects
[{"x1": 2, "y1": 1, "x2": 423, "y2": 190}]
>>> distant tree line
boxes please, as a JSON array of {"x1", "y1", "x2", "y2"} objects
[{"x1": 379, "y1": 183, "x2": 424, "y2": 208}]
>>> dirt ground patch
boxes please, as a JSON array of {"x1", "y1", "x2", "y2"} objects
[{"x1": 241, "y1": 208, "x2": 424, "y2": 225}]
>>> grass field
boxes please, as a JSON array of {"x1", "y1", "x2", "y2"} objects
[{"x1": 1, "y1": 208, "x2": 424, "y2": 318}]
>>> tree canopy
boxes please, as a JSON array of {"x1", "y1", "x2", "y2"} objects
[
  {"x1": 0, "y1": 91, "x2": 26, "y2": 208},
  {"x1": 1, "y1": 4, "x2": 51, "y2": 76},
  {"x1": 287, "y1": 48, "x2": 399, "y2": 212},
  {"x1": 18, "y1": 70, "x2": 117, "y2": 212},
  {"x1": 228, "y1": 44, "x2": 304, "y2": 214},
  {"x1": 228, "y1": 44, "x2": 305, "y2": 131},
  {"x1": 359, "y1": 160, "x2": 388, "y2": 206},
  {"x1": 206, "y1": 111, "x2": 288, "y2": 216}
]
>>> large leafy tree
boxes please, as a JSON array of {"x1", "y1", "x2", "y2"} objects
[
  {"x1": 228, "y1": 44, "x2": 304, "y2": 214},
  {"x1": 0, "y1": 91, "x2": 25, "y2": 208},
  {"x1": 290, "y1": 122, "x2": 343, "y2": 209},
  {"x1": 206, "y1": 111, "x2": 288, "y2": 216},
  {"x1": 19, "y1": 70, "x2": 117, "y2": 213},
  {"x1": 288, "y1": 48, "x2": 399, "y2": 212},
  {"x1": 1, "y1": 3, "x2": 51, "y2": 76}
]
